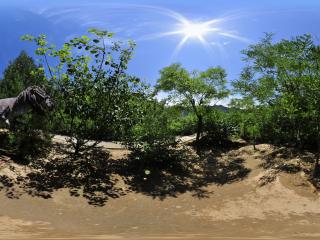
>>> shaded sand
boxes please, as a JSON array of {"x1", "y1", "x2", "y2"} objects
[
  {"x1": 52, "y1": 135, "x2": 126, "y2": 150},
  {"x1": 1, "y1": 144, "x2": 320, "y2": 239}
]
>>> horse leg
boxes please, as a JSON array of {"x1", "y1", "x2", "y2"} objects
[
  {"x1": 0, "y1": 115, "x2": 8, "y2": 128},
  {"x1": 0, "y1": 115, "x2": 10, "y2": 128},
  {"x1": 0, "y1": 107, "x2": 11, "y2": 128},
  {"x1": 5, "y1": 119, "x2": 10, "y2": 127}
]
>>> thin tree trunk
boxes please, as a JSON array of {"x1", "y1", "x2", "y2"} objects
[
  {"x1": 296, "y1": 126, "x2": 302, "y2": 149},
  {"x1": 73, "y1": 138, "x2": 82, "y2": 159},
  {"x1": 196, "y1": 115, "x2": 203, "y2": 142},
  {"x1": 313, "y1": 137, "x2": 320, "y2": 178},
  {"x1": 196, "y1": 115, "x2": 203, "y2": 154}
]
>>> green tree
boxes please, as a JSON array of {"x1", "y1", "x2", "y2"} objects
[
  {"x1": 233, "y1": 33, "x2": 320, "y2": 175},
  {"x1": 128, "y1": 99, "x2": 176, "y2": 150},
  {"x1": 203, "y1": 107, "x2": 239, "y2": 147},
  {"x1": 155, "y1": 63, "x2": 229, "y2": 149},
  {"x1": 0, "y1": 51, "x2": 45, "y2": 98},
  {"x1": 22, "y1": 29, "x2": 146, "y2": 156}
]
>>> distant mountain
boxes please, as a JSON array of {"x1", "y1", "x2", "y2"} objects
[
  {"x1": 211, "y1": 104, "x2": 229, "y2": 112},
  {"x1": 167, "y1": 104, "x2": 233, "y2": 117}
]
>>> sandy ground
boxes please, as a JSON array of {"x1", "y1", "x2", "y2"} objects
[{"x1": 0, "y1": 143, "x2": 320, "y2": 240}]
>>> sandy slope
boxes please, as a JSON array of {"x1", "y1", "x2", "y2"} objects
[{"x1": 0, "y1": 144, "x2": 320, "y2": 240}]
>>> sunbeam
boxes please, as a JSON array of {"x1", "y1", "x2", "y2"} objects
[
  {"x1": 171, "y1": 35, "x2": 189, "y2": 60},
  {"x1": 170, "y1": 17, "x2": 249, "y2": 57},
  {"x1": 136, "y1": 9, "x2": 250, "y2": 58}
]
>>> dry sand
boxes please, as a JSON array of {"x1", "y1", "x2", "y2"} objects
[{"x1": 0, "y1": 143, "x2": 320, "y2": 240}]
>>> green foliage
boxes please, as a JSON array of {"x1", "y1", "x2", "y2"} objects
[
  {"x1": 233, "y1": 33, "x2": 320, "y2": 174},
  {"x1": 202, "y1": 108, "x2": 239, "y2": 147},
  {"x1": 156, "y1": 63, "x2": 229, "y2": 106},
  {"x1": 9, "y1": 115, "x2": 52, "y2": 161},
  {"x1": 127, "y1": 99, "x2": 176, "y2": 151},
  {"x1": 156, "y1": 63, "x2": 229, "y2": 148},
  {"x1": 233, "y1": 33, "x2": 320, "y2": 146},
  {"x1": 169, "y1": 111, "x2": 197, "y2": 136},
  {"x1": 22, "y1": 29, "x2": 146, "y2": 156},
  {"x1": 0, "y1": 51, "x2": 46, "y2": 98},
  {"x1": 0, "y1": 116, "x2": 51, "y2": 163}
]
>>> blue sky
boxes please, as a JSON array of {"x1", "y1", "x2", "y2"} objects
[{"x1": 1, "y1": 0, "x2": 320, "y2": 91}]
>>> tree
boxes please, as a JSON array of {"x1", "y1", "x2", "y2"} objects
[
  {"x1": 156, "y1": 63, "x2": 229, "y2": 149},
  {"x1": 230, "y1": 98, "x2": 264, "y2": 150},
  {"x1": 0, "y1": 51, "x2": 45, "y2": 98},
  {"x1": 233, "y1": 33, "x2": 320, "y2": 175},
  {"x1": 22, "y1": 29, "x2": 147, "y2": 156},
  {"x1": 128, "y1": 99, "x2": 176, "y2": 149},
  {"x1": 203, "y1": 107, "x2": 239, "y2": 147}
]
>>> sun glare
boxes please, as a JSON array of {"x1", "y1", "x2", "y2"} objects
[
  {"x1": 168, "y1": 17, "x2": 249, "y2": 57},
  {"x1": 180, "y1": 22, "x2": 212, "y2": 39},
  {"x1": 139, "y1": 8, "x2": 249, "y2": 58}
]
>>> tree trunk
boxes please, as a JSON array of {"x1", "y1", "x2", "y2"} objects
[
  {"x1": 196, "y1": 115, "x2": 203, "y2": 142},
  {"x1": 313, "y1": 137, "x2": 320, "y2": 178},
  {"x1": 296, "y1": 127, "x2": 302, "y2": 149},
  {"x1": 73, "y1": 138, "x2": 82, "y2": 159},
  {"x1": 196, "y1": 115, "x2": 203, "y2": 154},
  {"x1": 189, "y1": 99, "x2": 203, "y2": 154}
]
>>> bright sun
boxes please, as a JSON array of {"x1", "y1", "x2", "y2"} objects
[
  {"x1": 169, "y1": 19, "x2": 221, "y2": 55},
  {"x1": 168, "y1": 18, "x2": 249, "y2": 57},
  {"x1": 142, "y1": 10, "x2": 249, "y2": 58},
  {"x1": 180, "y1": 22, "x2": 212, "y2": 39}
]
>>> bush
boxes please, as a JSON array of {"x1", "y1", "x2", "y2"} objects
[
  {"x1": 0, "y1": 113, "x2": 52, "y2": 162},
  {"x1": 169, "y1": 113, "x2": 197, "y2": 136},
  {"x1": 127, "y1": 99, "x2": 176, "y2": 150},
  {"x1": 203, "y1": 109, "x2": 239, "y2": 147}
]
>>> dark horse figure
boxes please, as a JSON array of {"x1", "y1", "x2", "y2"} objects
[{"x1": 0, "y1": 86, "x2": 53, "y2": 127}]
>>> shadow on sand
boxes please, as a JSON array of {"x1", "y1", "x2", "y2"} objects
[
  {"x1": 253, "y1": 145, "x2": 316, "y2": 186},
  {"x1": 118, "y1": 143, "x2": 250, "y2": 200},
  {"x1": 0, "y1": 141, "x2": 251, "y2": 206}
]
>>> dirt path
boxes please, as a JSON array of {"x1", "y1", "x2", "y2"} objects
[
  {"x1": 52, "y1": 133, "x2": 197, "y2": 150},
  {"x1": 52, "y1": 135, "x2": 126, "y2": 150},
  {"x1": 0, "y1": 144, "x2": 320, "y2": 239}
]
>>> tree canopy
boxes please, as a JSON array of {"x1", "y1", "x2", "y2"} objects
[
  {"x1": 232, "y1": 33, "x2": 320, "y2": 175},
  {"x1": 0, "y1": 51, "x2": 45, "y2": 98},
  {"x1": 156, "y1": 63, "x2": 229, "y2": 145}
]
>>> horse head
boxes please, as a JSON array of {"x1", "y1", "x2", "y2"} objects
[{"x1": 27, "y1": 86, "x2": 54, "y2": 114}]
